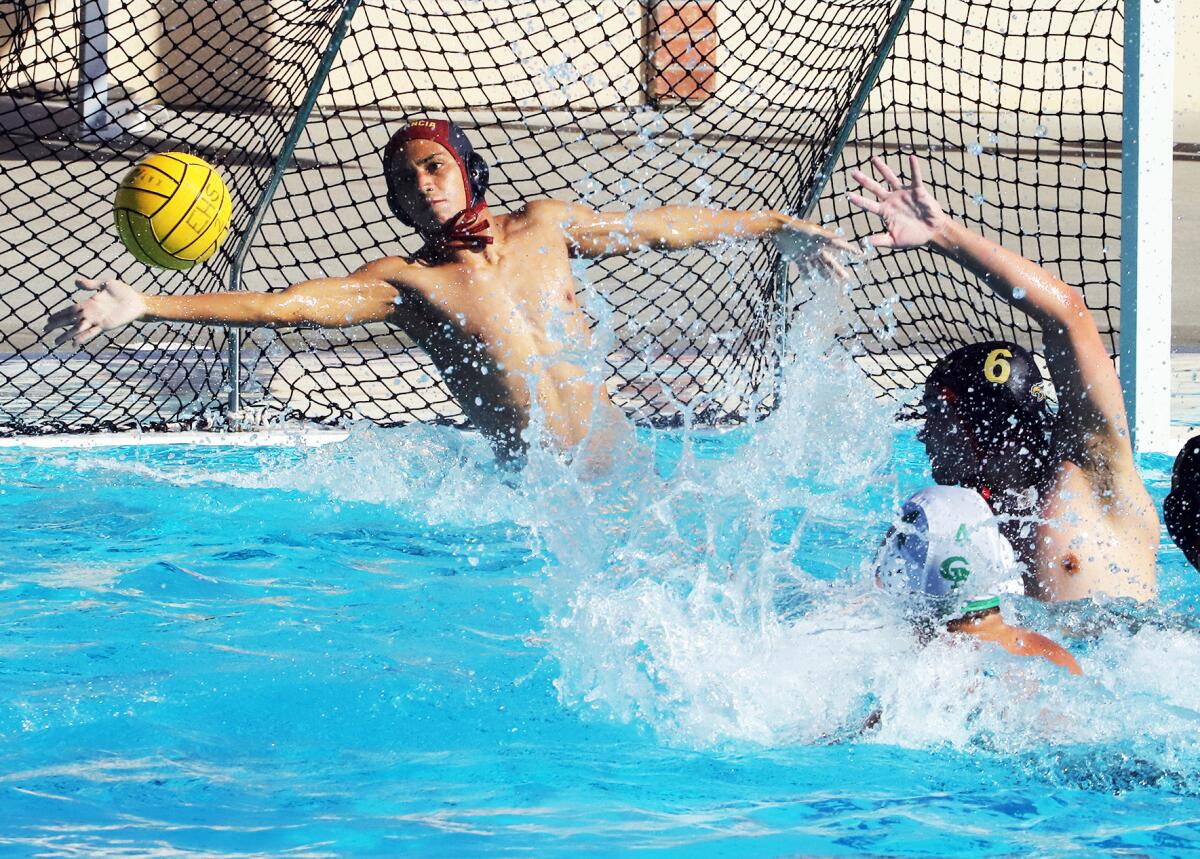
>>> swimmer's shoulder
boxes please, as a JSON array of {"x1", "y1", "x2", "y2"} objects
[
  {"x1": 492, "y1": 200, "x2": 587, "y2": 254},
  {"x1": 358, "y1": 251, "x2": 468, "y2": 282},
  {"x1": 351, "y1": 255, "x2": 448, "y2": 306},
  {"x1": 511, "y1": 198, "x2": 599, "y2": 231}
]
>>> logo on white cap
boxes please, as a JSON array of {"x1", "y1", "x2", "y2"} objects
[{"x1": 876, "y1": 485, "x2": 1016, "y2": 614}]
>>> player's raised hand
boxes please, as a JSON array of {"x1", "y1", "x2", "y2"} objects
[
  {"x1": 848, "y1": 155, "x2": 949, "y2": 250},
  {"x1": 44, "y1": 277, "x2": 147, "y2": 346}
]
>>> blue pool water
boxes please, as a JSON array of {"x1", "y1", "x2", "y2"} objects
[{"x1": 3, "y1": 349, "x2": 1200, "y2": 855}]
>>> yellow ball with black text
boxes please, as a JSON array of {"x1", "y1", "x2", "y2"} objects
[{"x1": 113, "y1": 152, "x2": 232, "y2": 270}]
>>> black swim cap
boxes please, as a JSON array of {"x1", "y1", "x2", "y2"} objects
[
  {"x1": 382, "y1": 118, "x2": 490, "y2": 227},
  {"x1": 1165, "y1": 433, "x2": 1200, "y2": 572},
  {"x1": 925, "y1": 341, "x2": 1053, "y2": 430}
]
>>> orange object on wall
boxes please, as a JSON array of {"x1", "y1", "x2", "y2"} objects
[{"x1": 649, "y1": 2, "x2": 718, "y2": 102}]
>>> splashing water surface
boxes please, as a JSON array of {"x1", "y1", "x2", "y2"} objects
[{"x1": 3, "y1": 273, "x2": 1200, "y2": 855}]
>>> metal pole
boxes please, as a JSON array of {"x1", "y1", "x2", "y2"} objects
[
  {"x1": 799, "y1": 0, "x2": 916, "y2": 217},
  {"x1": 78, "y1": 0, "x2": 116, "y2": 139},
  {"x1": 769, "y1": 0, "x2": 915, "y2": 406},
  {"x1": 225, "y1": 0, "x2": 363, "y2": 419},
  {"x1": 1119, "y1": 0, "x2": 1175, "y2": 454}
]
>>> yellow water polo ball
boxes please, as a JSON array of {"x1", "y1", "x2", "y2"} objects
[{"x1": 113, "y1": 152, "x2": 232, "y2": 270}]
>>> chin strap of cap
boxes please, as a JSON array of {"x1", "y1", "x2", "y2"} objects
[{"x1": 426, "y1": 199, "x2": 493, "y2": 250}]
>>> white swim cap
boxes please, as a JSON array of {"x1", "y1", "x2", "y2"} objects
[{"x1": 876, "y1": 485, "x2": 1016, "y2": 617}]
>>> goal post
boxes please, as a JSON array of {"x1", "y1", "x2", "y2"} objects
[
  {"x1": 1120, "y1": 0, "x2": 1175, "y2": 455},
  {"x1": 224, "y1": 0, "x2": 364, "y2": 420},
  {"x1": 810, "y1": 0, "x2": 1181, "y2": 455}
]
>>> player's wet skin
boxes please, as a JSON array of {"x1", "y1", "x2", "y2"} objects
[
  {"x1": 850, "y1": 155, "x2": 1159, "y2": 603},
  {"x1": 45, "y1": 121, "x2": 855, "y2": 463}
]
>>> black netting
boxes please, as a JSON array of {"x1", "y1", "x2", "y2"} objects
[
  {"x1": 816, "y1": 0, "x2": 1122, "y2": 404},
  {"x1": 0, "y1": 0, "x2": 1122, "y2": 434},
  {"x1": 0, "y1": 0, "x2": 347, "y2": 433}
]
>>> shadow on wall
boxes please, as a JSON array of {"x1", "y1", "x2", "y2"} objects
[
  {"x1": 149, "y1": 0, "x2": 279, "y2": 109},
  {"x1": 0, "y1": 1, "x2": 59, "y2": 91},
  {"x1": 0, "y1": 2, "x2": 50, "y2": 74},
  {"x1": 0, "y1": 0, "x2": 280, "y2": 109}
]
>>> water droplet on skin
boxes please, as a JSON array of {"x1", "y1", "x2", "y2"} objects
[{"x1": 1012, "y1": 287, "x2": 1026, "y2": 299}]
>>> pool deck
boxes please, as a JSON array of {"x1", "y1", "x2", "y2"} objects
[
  {"x1": 1172, "y1": 350, "x2": 1200, "y2": 444},
  {"x1": 3, "y1": 349, "x2": 1196, "y2": 454}
]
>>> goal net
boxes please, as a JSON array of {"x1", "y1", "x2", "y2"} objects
[
  {"x1": 816, "y1": 0, "x2": 1123, "y2": 405},
  {"x1": 0, "y1": 0, "x2": 1123, "y2": 434}
]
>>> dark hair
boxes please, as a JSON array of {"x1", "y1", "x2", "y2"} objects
[{"x1": 1165, "y1": 434, "x2": 1200, "y2": 571}]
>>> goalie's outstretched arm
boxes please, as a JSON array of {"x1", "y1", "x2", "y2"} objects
[
  {"x1": 45, "y1": 260, "x2": 407, "y2": 347},
  {"x1": 529, "y1": 200, "x2": 856, "y2": 277}
]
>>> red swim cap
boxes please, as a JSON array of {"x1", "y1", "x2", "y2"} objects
[{"x1": 382, "y1": 118, "x2": 490, "y2": 227}]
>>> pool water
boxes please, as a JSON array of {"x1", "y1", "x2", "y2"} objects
[{"x1": 3, "y1": 348, "x2": 1200, "y2": 856}]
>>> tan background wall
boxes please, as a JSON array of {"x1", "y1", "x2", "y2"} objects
[
  {"x1": 1174, "y1": 1, "x2": 1199, "y2": 348},
  {"x1": 1176, "y1": 0, "x2": 1199, "y2": 141},
  {"x1": 2, "y1": 0, "x2": 1130, "y2": 116}
]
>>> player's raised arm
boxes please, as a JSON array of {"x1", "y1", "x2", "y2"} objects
[
  {"x1": 848, "y1": 155, "x2": 1129, "y2": 466},
  {"x1": 44, "y1": 259, "x2": 410, "y2": 347},
  {"x1": 534, "y1": 200, "x2": 856, "y2": 278}
]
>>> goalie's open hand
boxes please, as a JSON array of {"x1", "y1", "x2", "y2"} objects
[{"x1": 44, "y1": 277, "x2": 147, "y2": 347}]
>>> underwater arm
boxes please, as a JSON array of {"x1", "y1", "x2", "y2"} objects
[{"x1": 46, "y1": 264, "x2": 408, "y2": 345}]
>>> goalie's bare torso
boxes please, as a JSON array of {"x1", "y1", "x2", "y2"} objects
[{"x1": 339, "y1": 201, "x2": 621, "y2": 459}]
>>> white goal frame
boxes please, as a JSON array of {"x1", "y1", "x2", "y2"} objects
[{"x1": 1121, "y1": 0, "x2": 1176, "y2": 454}]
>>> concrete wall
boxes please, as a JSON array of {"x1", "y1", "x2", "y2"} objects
[
  {"x1": 1174, "y1": 1, "x2": 1199, "y2": 348},
  {"x1": 0, "y1": 1, "x2": 335, "y2": 108},
  {"x1": 0, "y1": 1, "x2": 75, "y2": 91},
  {"x1": 0, "y1": 1, "x2": 1185, "y2": 119},
  {"x1": 1177, "y1": 0, "x2": 1199, "y2": 139},
  {"x1": 0, "y1": 0, "x2": 1133, "y2": 115}
]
